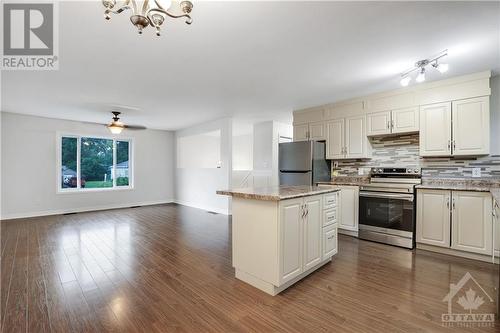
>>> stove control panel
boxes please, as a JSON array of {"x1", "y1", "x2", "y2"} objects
[{"x1": 371, "y1": 168, "x2": 421, "y2": 176}]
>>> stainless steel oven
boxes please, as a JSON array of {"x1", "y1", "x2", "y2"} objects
[{"x1": 358, "y1": 168, "x2": 421, "y2": 249}]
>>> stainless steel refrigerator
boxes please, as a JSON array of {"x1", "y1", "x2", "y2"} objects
[{"x1": 279, "y1": 141, "x2": 331, "y2": 186}]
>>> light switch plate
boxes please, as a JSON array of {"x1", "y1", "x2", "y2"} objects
[{"x1": 472, "y1": 168, "x2": 481, "y2": 178}]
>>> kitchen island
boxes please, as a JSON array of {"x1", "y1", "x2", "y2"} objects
[{"x1": 217, "y1": 185, "x2": 341, "y2": 295}]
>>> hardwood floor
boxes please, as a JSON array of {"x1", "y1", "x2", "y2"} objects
[{"x1": 1, "y1": 203, "x2": 498, "y2": 332}]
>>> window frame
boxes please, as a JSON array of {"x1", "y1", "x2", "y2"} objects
[{"x1": 56, "y1": 132, "x2": 134, "y2": 194}]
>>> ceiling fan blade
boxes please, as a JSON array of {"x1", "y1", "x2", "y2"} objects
[{"x1": 124, "y1": 125, "x2": 147, "y2": 130}]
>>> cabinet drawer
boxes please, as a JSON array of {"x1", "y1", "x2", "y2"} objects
[
  {"x1": 322, "y1": 225, "x2": 337, "y2": 259},
  {"x1": 324, "y1": 192, "x2": 338, "y2": 209},
  {"x1": 323, "y1": 208, "x2": 337, "y2": 227}
]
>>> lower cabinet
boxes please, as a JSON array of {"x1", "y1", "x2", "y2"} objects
[
  {"x1": 279, "y1": 194, "x2": 337, "y2": 284},
  {"x1": 416, "y1": 189, "x2": 493, "y2": 256},
  {"x1": 338, "y1": 185, "x2": 359, "y2": 232}
]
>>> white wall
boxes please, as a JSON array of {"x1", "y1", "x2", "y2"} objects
[
  {"x1": 1, "y1": 112, "x2": 175, "y2": 219},
  {"x1": 174, "y1": 118, "x2": 232, "y2": 214}
]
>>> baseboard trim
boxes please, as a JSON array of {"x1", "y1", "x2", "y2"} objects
[
  {"x1": 173, "y1": 200, "x2": 229, "y2": 215},
  {"x1": 1, "y1": 199, "x2": 175, "y2": 221},
  {"x1": 416, "y1": 243, "x2": 498, "y2": 264}
]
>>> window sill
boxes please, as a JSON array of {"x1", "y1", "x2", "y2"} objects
[{"x1": 57, "y1": 186, "x2": 134, "y2": 194}]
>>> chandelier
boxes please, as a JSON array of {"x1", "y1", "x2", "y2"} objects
[
  {"x1": 400, "y1": 50, "x2": 449, "y2": 87},
  {"x1": 101, "y1": 0, "x2": 193, "y2": 36}
]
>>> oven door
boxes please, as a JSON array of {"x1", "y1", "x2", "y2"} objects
[{"x1": 359, "y1": 191, "x2": 415, "y2": 233}]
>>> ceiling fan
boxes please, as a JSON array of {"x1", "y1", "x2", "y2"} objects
[{"x1": 106, "y1": 111, "x2": 146, "y2": 134}]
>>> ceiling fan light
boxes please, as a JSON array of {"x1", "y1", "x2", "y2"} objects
[
  {"x1": 437, "y1": 63, "x2": 449, "y2": 73},
  {"x1": 400, "y1": 76, "x2": 411, "y2": 87},
  {"x1": 416, "y1": 68, "x2": 426, "y2": 83},
  {"x1": 108, "y1": 121, "x2": 124, "y2": 134}
]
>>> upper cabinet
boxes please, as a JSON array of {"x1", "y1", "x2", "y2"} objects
[
  {"x1": 293, "y1": 122, "x2": 325, "y2": 141},
  {"x1": 452, "y1": 97, "x2": 490, "y2": 156},
  {"x1": 326, "y1": 116, "x2": 370, "y2": 160},
  {"x1": 420, "y1": 96, "x2": 489, "y2": 157},
  {"x1": 367, "y1": 107, "x2": 419, "y2": 136}
]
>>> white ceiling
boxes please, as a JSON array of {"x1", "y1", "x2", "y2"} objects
[{"x1": 2, "y1": 1, "x2": 500, "y2": 131}]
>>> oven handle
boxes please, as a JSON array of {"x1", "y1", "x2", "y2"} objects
[{"x1": 360, "y1": 191, "x2": 414, "y2": 202}]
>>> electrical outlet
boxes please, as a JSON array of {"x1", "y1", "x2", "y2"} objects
[
  {"x1": 358, "y1": 168, "x2": 364, "y2": 176},
  {"x1": 472, "y1": 168, "x2": 481, "y2": 178}
]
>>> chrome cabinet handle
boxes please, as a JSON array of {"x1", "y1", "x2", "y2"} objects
[
  {"x1": 446, "y1": 197, "x2": 450, "y2": 209},
  {"x1": 387, "y1": 121, "x2": 390, "y2": 129},
  {"x1": 448, "y1": 140, "x2": 451, "y2": 151},
  {"x1": 301, "y1": 204, "x2": 305, "y2": 218},
  {"x1": 327, "y1": 235, "x2": 335, "y2": 240},
  {"x1": 391, "y1": 120, "x2": 394, "y2": 129},
  {"x1": 453, "y1": 140, "x2": 456, "y2": 150},
  {"x1": 452, "y1": 198, "x2": 456, "y2": 210}
]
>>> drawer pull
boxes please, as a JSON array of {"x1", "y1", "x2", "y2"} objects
[{"x1": 327, "y1": 235, "x2": 335, "y2": 240}]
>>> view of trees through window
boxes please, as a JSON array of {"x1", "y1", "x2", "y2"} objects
[{"x1": 61, "y1": 136, "x2": 131, "y2": 190}]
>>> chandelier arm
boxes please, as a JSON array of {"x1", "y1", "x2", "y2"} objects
[
  {"x1": 147, "y1": 8, "x2": 192, "y2": 25},
  {"x1": 105, "y1": 4, "x2": 132, "y2": 17}
]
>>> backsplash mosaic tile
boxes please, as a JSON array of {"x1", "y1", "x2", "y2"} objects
[{"x1": 333, "y1": 133, "x2": 500, "y2": 179}]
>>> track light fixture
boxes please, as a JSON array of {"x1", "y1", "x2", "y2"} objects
[{"x1": 400, "y1": 50, "x2": 448, "y2": 87}]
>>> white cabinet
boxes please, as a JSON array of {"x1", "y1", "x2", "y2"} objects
[
  {"x1": 338, "y1": 185, "x2": 359, "y2": 232},
  {"x1": 416, "y1": 189, "x2": 451, "y2": 247},
  {"x1": 452, "y1": 97, "x2": 490, "y2": 156},
  {"x1": 326, "y1": 119, "x2": 345, "y2": 159},
  {"x1": 326, "y1": 116, "x2": 369, "y2": 160},
  {"x1": 392, "y1": 107, "x2": 420, "y2": 134},
  {"x1": 293, "y1": 122, "x2": 325, "y2": 142},
  {"x1": 293, "y1": 124, "x2": 309, "y2": 142},
  {"x1": 494, "y1": 198, "x2": 500, "y2": 256},
  {"x1": 345, "y1": 116, "x2": 367, "y2": 159},
  {"x1": 303, "y1": 195, "x2": 322, "y2": 270},
  {"x1": 309, "y1": 122, "x2": 325, "y2": 140},
  {"x1": 419, "y1": 102, "x2": 452, "y2": 156},
  {"x1": 367, "y1": 107, "x2": 419, "y2": 136},
  {"x1": 367, "y1": 111, "x2": 391, "y2": 136},
  {"x1": 279, "y1": 194, "x2": 328, "y2": 284},
  {"x1": 416, "y1": 189, "x2": 494, "y2": 256},
  {"x1": 419, "y1": 97, "x2": 490, "y2": 157},
  {"x1": 451, "y1": 191, "x2": 492, "y2": 255},
  {"x1": 280, "y1": 198, "x2": 303, "y2": 282},
  {"x1": 322, "y1": 224, "x2": 338, "y2": 258}
]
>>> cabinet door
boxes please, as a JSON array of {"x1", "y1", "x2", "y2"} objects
[
  {"x1": 392, "y1": 107, "x2": 419, "y2": 134},
  {"x1": 338, "y1": 186, "x2": 359, "y2": 231},
  {"x1": 293, "y1": 124, "x2": 309, "y2": 142},
  {"x1": 452, "y1": 97, "x2": 490, "y2": 156},
  {"x1": 367, "y1": 111, "x2": 391, "y2": 136},
  {"x1": 416, "y1": 189, "x2": 451, "y2": 247},
  {"x1": 345, "y1": 116, "x2": 367, "y2": 159},
  {"x1": 494, "y1": 199, "x2": 500, "y2": 256},
  {"x1": 419, "y1": 102, "x2": 452, "y2": 157},
  {"x1": 366, "y1": 111, "x2": 391, "y2": 136},
  {"x1": 326, "y1": 119, "x2": 345, "y2": 159},
  {"x1": 322, "y1": 224, "x2": 337, "y2": 259},
  {"x1": 309, "y1": 122, "x2": 325, "y2": 140},
  {"x1": 451, "y1": 191, "x2": 493, "y2": 255},
  {"x1": 279, "y1": 198, "x2": 304, "y2": 283},
  {"x1": 303, "y1": 195, "x2": 322, "y2": 270}
]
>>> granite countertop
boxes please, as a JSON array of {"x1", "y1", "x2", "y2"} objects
[
  {"x1": 415, "y1": 178, "x2": 500, "y2": 192},
  {"x1": 317, "y1": 176, "x2": 370, "y2": 187},
  {"x1": 216, "y1": 185, "x2": 340, "y2": 201}
]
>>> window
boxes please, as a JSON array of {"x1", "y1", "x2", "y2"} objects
[{"x1": 59, "y1": 135, "x2": 132, "y2": 191}]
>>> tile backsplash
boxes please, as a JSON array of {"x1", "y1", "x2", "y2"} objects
[{"x1": 333, "y1": 133, "x2": 500, "y2": 179}]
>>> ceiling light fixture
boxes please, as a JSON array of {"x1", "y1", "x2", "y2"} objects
[
  {"x1": 107, "y1": 112, "x2": 125, "y2": 134},
  {"x1": 400, "y1": 50, "x2": 448, "y2": 86},
  {"x1": 101, "y1": 0, "x2": 193, "y2": 36},
  {"x1": 415, "y1": 68, "x2": 426, "y2": 83}
]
